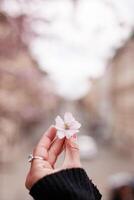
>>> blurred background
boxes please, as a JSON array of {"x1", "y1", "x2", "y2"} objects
[{"x1": 0, "y1": 0, "x2": 134, "y2": 200}]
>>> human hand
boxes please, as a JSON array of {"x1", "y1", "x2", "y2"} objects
[{"x1": 25, "y1": 126, "x2": 81, "y2": 190}]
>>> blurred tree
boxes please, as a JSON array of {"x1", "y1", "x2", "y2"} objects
[{"x1": 0, "y1": 11, "x2": 59, "y2": 164}]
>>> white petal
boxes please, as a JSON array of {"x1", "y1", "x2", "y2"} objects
[
  {"x1": 55, "y1": 116, "x2": 64, "y2": 129},
  {"x1": 57, "y1": 130, "x2": 65, "y2": 139},
  {"x1": 65, "y1": 130, "x2": 76, "y2": 139},
  {"x1": 64, "y1": 112, "x2": 75, "y2": 124},
  {"x1": 70, "y1": 121, "x2": 81, "y2": 130}
]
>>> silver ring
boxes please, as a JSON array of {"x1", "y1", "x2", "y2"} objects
[{"x1": 28, "y1": 154, "x2": 45, "y2": 163}]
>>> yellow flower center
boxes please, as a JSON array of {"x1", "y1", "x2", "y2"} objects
[{"x1": 64, "y1": 123, "x2": 69, "y2": 130}]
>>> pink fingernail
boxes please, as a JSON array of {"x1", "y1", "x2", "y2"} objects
[
  {"x1": 73, "y1": 134, "x2": 77, "y2": 139},
  {"x1": 71, "y1": 134, "x2": 78, "y2": 144}
]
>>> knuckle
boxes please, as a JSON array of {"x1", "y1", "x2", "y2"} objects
[
  {"x1": 67, "y1": 140, "x2": 79, "y2": 151},
  {"x1": 68, "y1": 144, "x2": 79, "y2": 152}
]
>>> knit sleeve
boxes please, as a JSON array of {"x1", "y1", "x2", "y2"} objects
[{"x1": 30, "y1": 168, "x2": 102, "y2": 200}]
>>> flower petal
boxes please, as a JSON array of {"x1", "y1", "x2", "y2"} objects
[
  {"x1": 64, "y1": 112, "x2": 75, "y2": 124},
  {"x1": 57, "y1": 130, "x2": 65, "y2": 139},
  {"x1": 70, "y1": 121, "x2": 81, "y2": 130},
  {"x1": 65, "y1": 130, "x2": 76, "y2": 139},
  {"x1": 55, "y1": 115, "x2": 64, "y2": 129}
]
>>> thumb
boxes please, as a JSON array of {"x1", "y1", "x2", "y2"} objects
[{"x1": 63, "y1": 134, "x2": 81, "y2": 168}]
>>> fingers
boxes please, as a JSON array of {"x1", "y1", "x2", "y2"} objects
[
  {"x1": 63, "y1": 134, "x2": 81, "y2": 168},
  {"x1": 48, "y1": 137, "x2": 65, "y2": 167},
  {"x1": 33, "y1": 126, "x2": 56, "y2": 158},
  {"x1": 37, "y1": 126, "x2": 56, "y2": 150},
  {"x1": 26, "y1": 126, "x2": 58, "y2": 190}
]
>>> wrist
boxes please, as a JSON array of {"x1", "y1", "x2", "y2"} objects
[{"x1": 30, "y1": 168, "x2": 102, "y2": 200}]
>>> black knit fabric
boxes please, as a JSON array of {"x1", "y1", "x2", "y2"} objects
[{"x1": 30, "y1": 168, "x2": 102, "y2": 200}]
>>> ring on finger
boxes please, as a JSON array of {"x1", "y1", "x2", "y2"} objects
[{"x1": 28, "y1": 154, "x2": 46, "y2": 163}]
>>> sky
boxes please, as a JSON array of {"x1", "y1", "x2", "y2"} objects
[{"x1": 2, "y1": 0, "x2": 134, "y2": 100}]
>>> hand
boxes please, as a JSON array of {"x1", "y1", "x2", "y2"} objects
[{"x1": 25, "y1": 126, "x2": 81, "y2": 190}]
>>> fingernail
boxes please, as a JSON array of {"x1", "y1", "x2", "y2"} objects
[
  {"x1": 73, "y1": 134, "x2": 77, "y2": 139},
  {"x1": 70, "y1": 134, "x2": 78, "y2": 144}
]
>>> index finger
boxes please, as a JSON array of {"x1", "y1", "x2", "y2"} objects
[
  {"x1": 37, "y1": 126, "x2": 56, "y2": 149},
  {"x1": 33, "y1": 126, "x2": 56, "y2": 158}
]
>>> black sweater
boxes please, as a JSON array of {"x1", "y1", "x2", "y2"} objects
[{"x1": 30, "y1": 168, "x2": 102, "y2": 200}]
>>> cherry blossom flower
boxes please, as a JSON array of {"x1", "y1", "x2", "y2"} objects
[{"x1": 55, "y1": 112, "x2": 81, "y2": 139}]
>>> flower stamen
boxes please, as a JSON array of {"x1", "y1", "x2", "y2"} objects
[{"x1": 64, "y1": 123, "x2": 70, "y2": 130}]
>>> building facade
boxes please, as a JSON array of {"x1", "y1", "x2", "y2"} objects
[{"x1": 83, "y1": 36, "x2": 134, "y2": 152}]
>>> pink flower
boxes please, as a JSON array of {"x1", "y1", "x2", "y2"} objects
[{"x1": 55, "y1": 112, "x2": 81, "y2": 139}]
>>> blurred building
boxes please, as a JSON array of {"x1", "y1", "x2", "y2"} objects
[
  {"x1": 0, "y1": 12, "x2": 59, "y2": 164},
  {"x1": 107, "y1": 36, "x2": 134, "y2": 152},
  {"x1": 83, "y1": 35, "x2": 134, "y2": 152}
]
